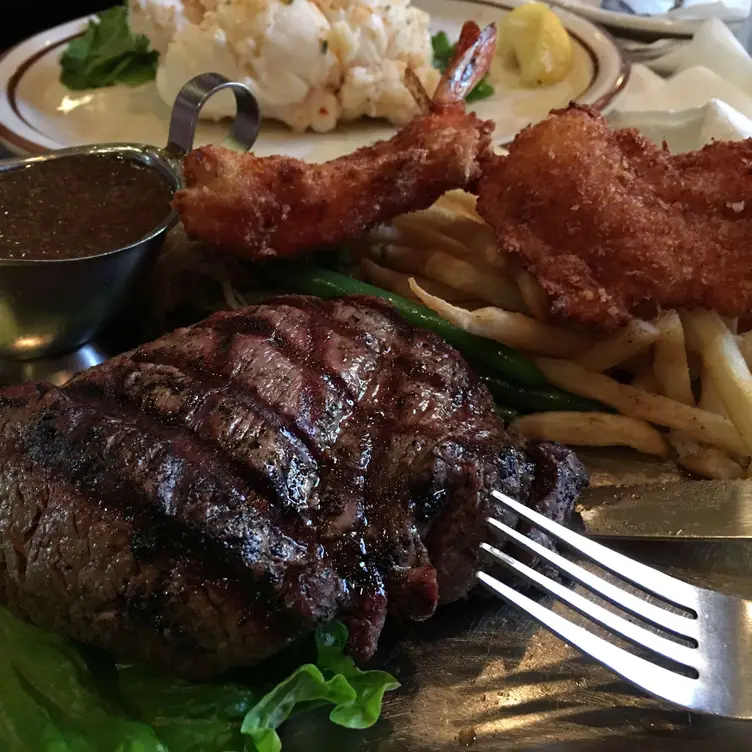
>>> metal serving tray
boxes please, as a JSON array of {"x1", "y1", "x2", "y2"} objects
[{"x1": 279, "y1": 449, "x2": 752, "y2": 751}]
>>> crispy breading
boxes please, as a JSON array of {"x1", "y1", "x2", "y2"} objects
[
  {"x1": 175, "y1": 108, "x2": 493, "y2": 260},
  {"x1": 475, "y1": 104, "x2": 752, "y2": 330},
  {"x1": 173, "y1": 22, "x2": 496, "y2": 261}
]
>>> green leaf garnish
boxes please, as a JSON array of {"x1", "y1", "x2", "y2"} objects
[
  {"x1": 0, "y1": 607, "x2": 399, "y2": 751},
  {"x1": 0, "y1": 608, "x2": 164, "y2": 751},
  {"x1": 466, "y1": 78, "x2": 495, "y2": 103},
  {"x1": 431, "y1": 30, "x2": 455, "y2": 73},
  {"x1": 119, "y1": 666, "x2": 255, "y2": 752},
  {"x1": 431, "y1": 30, "x2": 495, "y2": 103},
  {"x1": 240, "y1": 622, "x2": 400, "y2": 751},
  {"x1": 60, "y1": 6, "x2": 158, "y2": 90}
]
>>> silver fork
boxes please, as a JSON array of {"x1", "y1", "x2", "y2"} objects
[{"x1": 478, "y1": 491, "x2": 752, "y2": 719}]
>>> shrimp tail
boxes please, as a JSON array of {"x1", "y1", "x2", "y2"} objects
[
  {"x1": 433, "y1": 22, "x2": 497, "y2": 106},
  {"x1": 404, "y1": 67, "x2": 434, "y2": 114}
]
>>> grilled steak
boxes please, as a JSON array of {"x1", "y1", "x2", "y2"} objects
[{"x1": 0, "y1": 296, "x2": 586, "y2": 678}]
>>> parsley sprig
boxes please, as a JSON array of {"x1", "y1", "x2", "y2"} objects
[{"x1": 60, "y1": 6, "x2": 158, "y2": 90}]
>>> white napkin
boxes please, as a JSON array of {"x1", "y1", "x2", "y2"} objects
[
  {"x1": 647, "y1": 17, "x2": 752, "y2": 81},
  {"x1": 609, "y1": 18, "x2": 752, "y2": 151}
]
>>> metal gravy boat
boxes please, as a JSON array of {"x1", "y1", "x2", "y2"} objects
[{"x1": 0, "y1": 73, "x2": 260, "y2": 382}]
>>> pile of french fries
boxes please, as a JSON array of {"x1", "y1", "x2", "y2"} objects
[{"x1": 351, "y1": 190, "x2": 752, "y2": 480}]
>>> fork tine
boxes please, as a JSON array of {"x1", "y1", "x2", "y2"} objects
[
  {"x1": 491, "y1": 491, "x2": 700, "y2": 611},
  {"x1": 487, "y1": 517, "x2": 699, "y2": 640},
  {"x1": 476, "y1": 570, "x2": 700, "y2": 710},
  {"x1": 480, "y1": 542, "x2": 700, "y2": 669}
]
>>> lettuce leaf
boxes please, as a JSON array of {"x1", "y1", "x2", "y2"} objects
[
  {"x1": 315, "y1": 622, "x2": 401, "y2": 729},
  {"x1": 119, "y1": 667, "x2": 255, "y2": 752},
  {"x1": 0, "y1": 608, "x2": 399, "y2": 751},
  {"x1": 0, "y1": 608, "x2": 164, "y2": 751},
  {"x1": 241, "y1": 623, "x2": 400, "y2": 751}
]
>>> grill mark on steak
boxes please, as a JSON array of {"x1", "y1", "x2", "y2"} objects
[
  {"x1": 66, "y1": 361, "x2": 320, "y2": 516},
  {"x1": 262, "y1": 294, "x2": 395, "y2": 352},
  {"x1": 14, "y1": 389, "x2": 319, "y2": 606},
  {"x1": 135, "y1": 315, "x2": 359, "y2": 450},
  {"x1": 0, "y1": 449, "x2": 323, "y2": 670},
  {"x1": 196, "y1": 307, "x2": 362, "y2": 402},
  {"x1": 0, "y1": 296, "x2": 588, "y2": 678}
]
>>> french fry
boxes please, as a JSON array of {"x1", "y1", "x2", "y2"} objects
[
  {"x1": 360, "y1": 259, "x2": 467, "y2": 303},
  {"x1": 430, "y1": 192, "x2": 509, "y2": 271},
  {"x1": 362, "y1": 244, "x2": 429, "y2": 274},
  {"x1": 653, "y1": 311, "x2": 694, "y2": 406},
  {"x1": 462, "y1": 300, "x2": 493, "y2": 311},
  {"x1": 682, "y1": 309, "x2": 752, "y2": 458},
  {"x1": 631, "y1": 367, "x2": 660, "y2": 394},
  {"x1": 436, "y1": 190, "x2": 482, "y2": 221},
  {"x1": 361, "y1": 225, "x2": 403, "y2": 248},
  {"x1": 365, "y1": 245, "x2": 524, "y2": 310},
  {"x1": 737, "y1": 330, "x2": 752, "y2": 368},
  {"x1": 511, "y1": 412, "x2": 670, "y2": 458},
  {"x1": 410, "y1": 280, "x2": 593, "y2": 357},
  {"x1": 724, "y1": 316, "x2": 739, "y2": 335},
  {"x1": 534, "y1": 357, "x2": 747, "y2": 456},
  {"x1": 679, "y1": 310, "x2": 701, "y2": 353},
  {"x1": 577, "y1": 319, "x2": 660, "y2": 373},
  {"x1": 417, "y1": 251, "x2": 528, "y2": 311},
  {"x1": 512, "y1": 265, "x2": 549, "y2": 322},
  {"x1": 652, "y1": 317, "x2": 743, "y2": 478},
  {"x1": 669, "y1": 430, "x2": 745, "y2": 480},
  {"x1": 699, "y1": 367, "x2": 727, "y2": 416},
  {"x1": 395, "y1": 205, "x2": 496, "y2": 255},
  {"x1": 392, "y1": 215, "x2": 479, "y2": 258}
]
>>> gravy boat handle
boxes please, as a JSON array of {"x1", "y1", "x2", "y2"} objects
[{"x1": 165, "y1": 72, "x2": 261, "y2": 158}]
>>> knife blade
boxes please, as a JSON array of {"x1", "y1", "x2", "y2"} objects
[{"x1": 577, "y1": 480, "x2": 752, "y2": 540}]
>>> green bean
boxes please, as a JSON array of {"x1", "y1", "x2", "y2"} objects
[
  {"x1": 264, "y1": 263, "x2": 545, "y2": 386},
  {"x1": 479, "y1": 373, "x2": 609, "y2": 414},
  {"x1": 492, "y1": 405, "x2": 518, "y2": 423}
]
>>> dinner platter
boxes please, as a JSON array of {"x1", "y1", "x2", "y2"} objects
[
  {"x1": 1, "y1": 3, "x2": 752, "y2": 751},
  {"x1": 0, "y1": 0, "x2": 628, "y2": 157}
]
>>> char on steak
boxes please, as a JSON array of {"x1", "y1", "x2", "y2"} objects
[{"x1": 0, "y1": 296, "x2": 587, "y2": 677}]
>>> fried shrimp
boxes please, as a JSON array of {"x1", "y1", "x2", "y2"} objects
[
  {"x1": 173, "y1": 21, "x2": 496, "y2": 261},
  {"x1": 475, "y1": 104, "x2": 752, "y2": 330}
]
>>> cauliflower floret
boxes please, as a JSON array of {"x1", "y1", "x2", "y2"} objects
[
  {"x1": 128, "y1": 0, "x2": 440, "y2": 132},
  {"x1": 340, "y1": 59, "x2": 437, "y2": 125},
  {"x1": 129, "y1": 0, "x2": 200, "y2": 55}
]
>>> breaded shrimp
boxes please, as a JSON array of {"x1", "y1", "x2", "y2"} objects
[
  {"x1": 476, "y1": 104, "x2": 752, "y2": 330},
  {"x1": 173, "y1": 21, "x2": 496, "y2": 260}
]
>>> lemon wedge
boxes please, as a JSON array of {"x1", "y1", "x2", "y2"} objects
[{"x1": 497, "y1": 3, "x2": 574, "y2": 87}]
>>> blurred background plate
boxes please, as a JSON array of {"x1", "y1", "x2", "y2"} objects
[{"x1": 0, "y1": 0, "x2": 628, "y2": 159}]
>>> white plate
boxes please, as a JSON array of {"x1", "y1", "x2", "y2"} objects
[
  {"x1": 546, "y1": 0, "x2": 746, "y2": 37},
  {"x1": 0, "y1": 0, "x2": 628, "y2": 160}
]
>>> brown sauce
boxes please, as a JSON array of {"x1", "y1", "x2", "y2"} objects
[{"x1": 0, "y1": 153, "x2": 173, "y2": 261}]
